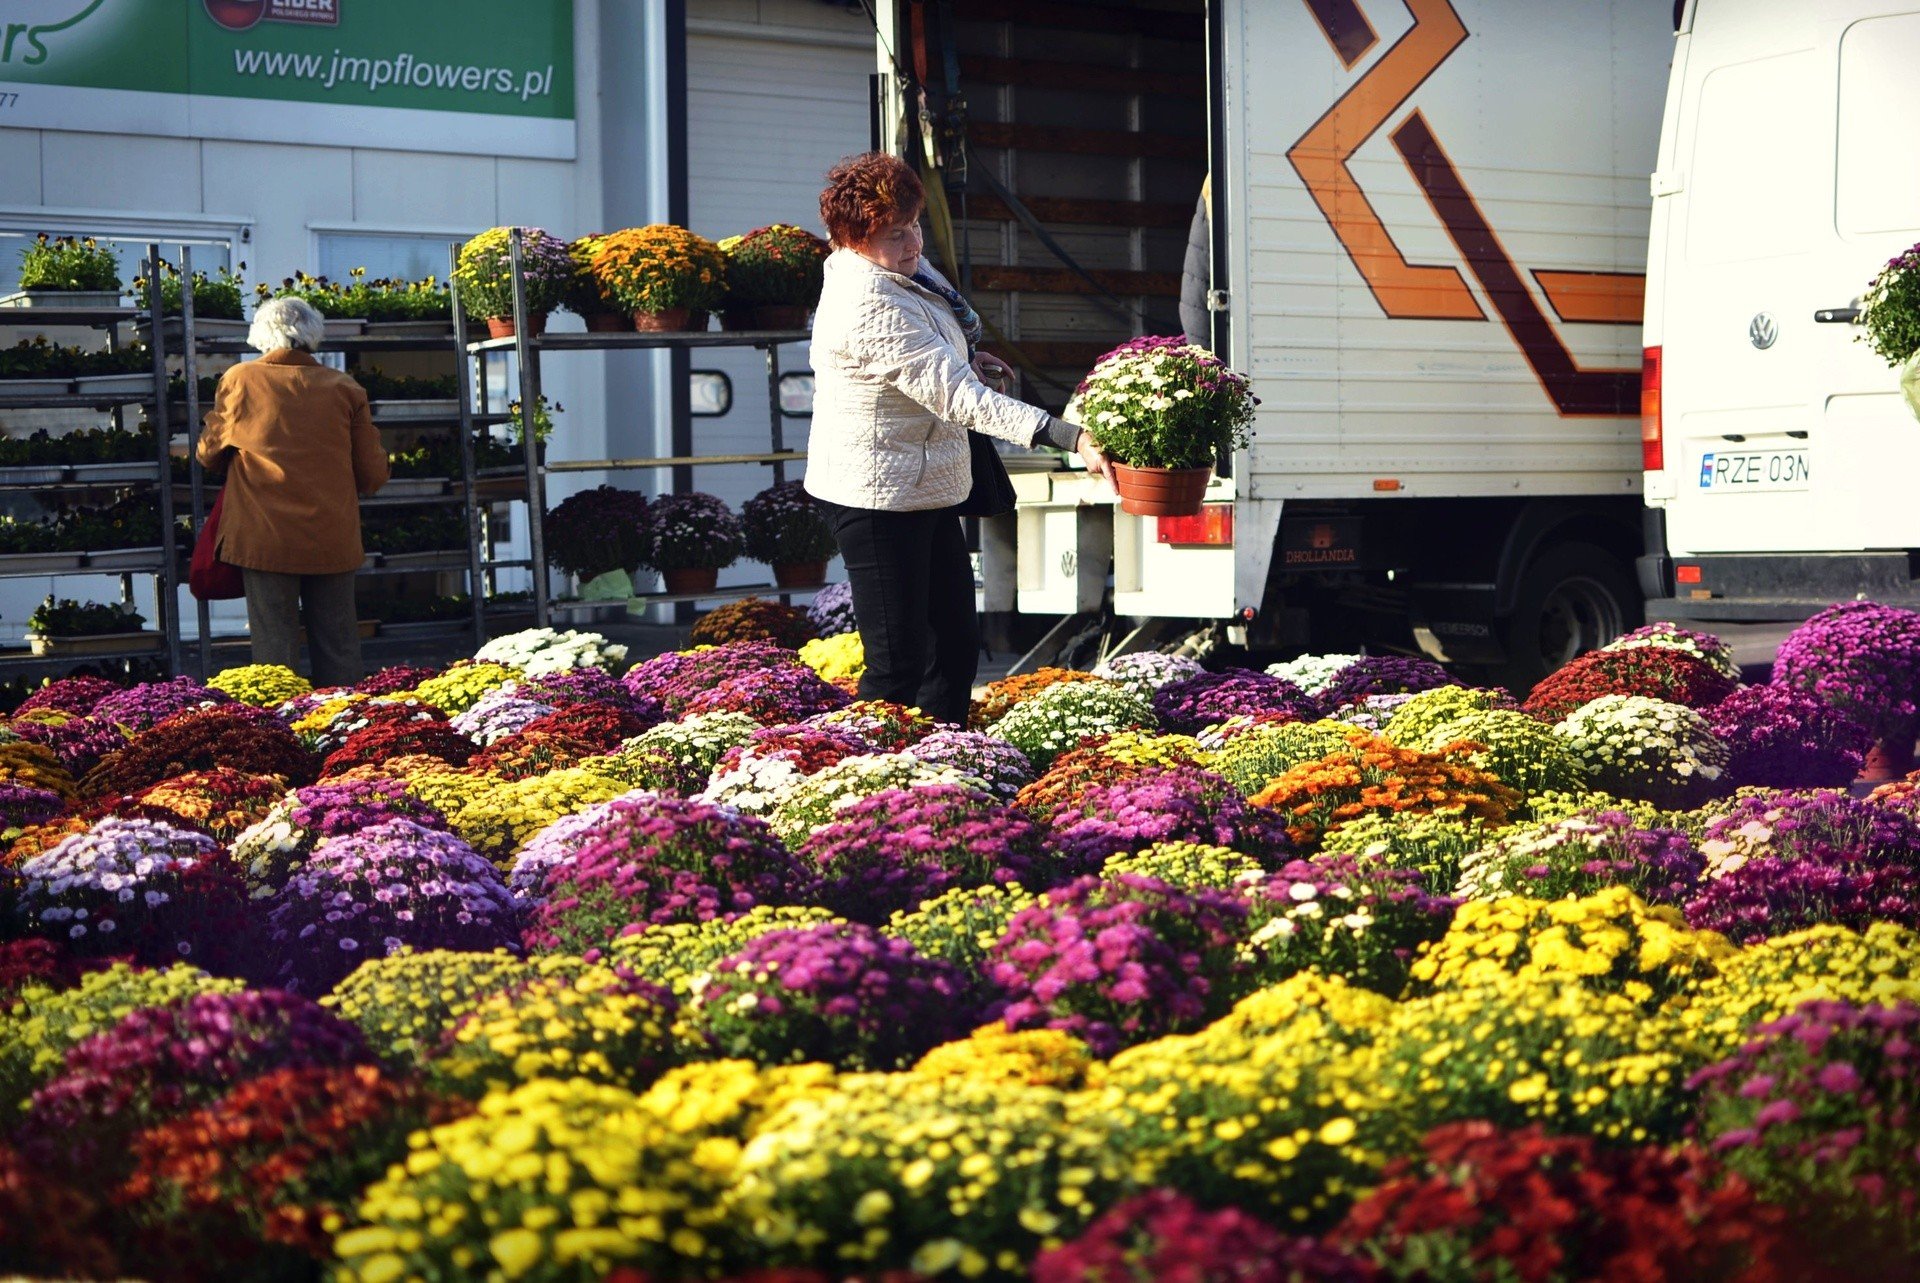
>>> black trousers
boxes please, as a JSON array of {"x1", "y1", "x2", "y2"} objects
[{"x1": 819, "y1": 501, "x2": 979, "y2": 727}]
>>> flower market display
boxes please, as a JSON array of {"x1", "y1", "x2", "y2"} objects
[{"x1": 2, "y1": 617, "x2": 1920, "y2": 1282}]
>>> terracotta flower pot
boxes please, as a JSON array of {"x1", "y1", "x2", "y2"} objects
[
  {"x1": 486, "y1": 311, "x2": 548, "y2": 339},
  {"x1": 753, "y1": 304, "x2": 811, "y2": 331},
  {"x1": 1109, "y1": 462, "x2": 1213, "y2": 517},
  {"x1": 583, "y1": 312, "x2": 629, "y2": 333},
  {"x1": 661, "y1": 566, "x2": 719, "y2": 595},
  {"x1": 773, "y1": 560, "x2": 828, "y2": 589},
  {"x1": 632, "y1": 307, "x2": 692, "y2": 333},
  {"x1": 1858, "y1": 715, "x2": 1919, "y2": 783}
]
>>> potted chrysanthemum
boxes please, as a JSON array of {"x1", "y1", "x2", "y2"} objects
[
  {"x1": 564, "y1": 233, "x2": 627, "y2": 331},
  {"x1": 543, "y1": 484, "x2": 650, "y2": 598},
  {"x1": 1067, "y1": 336, "x2": 1257, "y2": 516},
  {"x1": 589, "y1": 225, "x2": 728, "y2": 332},
  {"x1": 742, "y1": 479, "x2": 836, "y2": 587},
  {"x1": 452, "y1": 227, "x2": 574, "y2": 338},
  {"x1": 719, "y1": 224, "x2": 830, "y2": 330},
  {"x1": 646, "y1": 490, "x2": 743, "y2": 594}
]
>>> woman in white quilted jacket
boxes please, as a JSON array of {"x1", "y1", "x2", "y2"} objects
[{"x1": 805, "y1": 152, "x2": 1109, "y2": 726}]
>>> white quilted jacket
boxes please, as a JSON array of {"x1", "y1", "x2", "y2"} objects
[{"x1": 804, "y1": 250, "x2": 1049, "y2": 511}]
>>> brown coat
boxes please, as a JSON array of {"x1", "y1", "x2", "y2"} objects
[{"x1": 197, "y1": 349, "x2": 389, "y2": 575}]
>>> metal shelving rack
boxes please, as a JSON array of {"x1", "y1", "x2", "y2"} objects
[
  {"x1": 0, "y1": 247, "x2": 186, "y2": 678},
  {"x1": 179, "y1": 248, "x2": 531, "y2": 671},
  {"x1": 467, "y1": 228, "x2": 815, "y2": 629}
]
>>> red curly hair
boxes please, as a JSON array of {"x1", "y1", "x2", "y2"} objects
[{"x1": 819, "y1": 152, "x2": 925, "y2": 249}]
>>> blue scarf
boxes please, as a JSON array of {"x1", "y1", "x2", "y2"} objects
[{"x1": 911, "y1": 265, "x2": 984, "y2": 357}]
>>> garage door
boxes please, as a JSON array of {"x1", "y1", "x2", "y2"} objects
[{"x1": 685, "y1": 29, "x2": 871, "y2": 584}]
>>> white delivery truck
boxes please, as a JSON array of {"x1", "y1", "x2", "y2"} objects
[
  {"x1": 1639, "y1": 0, "x2": 1920, "y2": 623},
  {"x1": 872, "y1": 0, "x2": 1673, "y2": 688}
]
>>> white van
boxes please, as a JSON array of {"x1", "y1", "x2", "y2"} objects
[{"x1": 1641, "y1": 0, "x2": 1920, "y2": 620}]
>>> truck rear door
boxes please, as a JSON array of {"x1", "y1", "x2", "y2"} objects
[{"x1": 1653, "y1": 0, "x2": 1920, "y2": 557}]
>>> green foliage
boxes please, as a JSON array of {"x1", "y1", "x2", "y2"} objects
[
  {"x1": 17, "y1": 233, "x2": 120, "y2": 292},
  {"x1": 386, "y1": 433, "x2": 521, "y2": 479},
  {"x1": 0, "y1": 493, "x2": 175, "y2": 555},
  {"x1": 255, "y1": 267, "x2": 453, "y2": 321},
  {"x1": 352, "y1": 367, "x2": 457, "y2": 400},
  {"x1": 0, "y1": 336, "x2": 150, "y2": 379},
  {"x1": 0, "y1": 424, "x2": 154, "y2": 468},
  {"x1": 27, "y1": 595, "x2": 145, "y2": 637},
  {"x1": 132, "y1": 259, "x2": 246, "y2": 319},
  {"x1": 506, "y1": 395, "x2": 561, "y2": 446}
]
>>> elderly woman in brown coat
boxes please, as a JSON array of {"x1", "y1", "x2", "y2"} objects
[{"x1": 198, "y1": 296, "x2": 389, "y2": 686}]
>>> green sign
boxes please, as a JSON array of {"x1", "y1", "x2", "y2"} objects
[{"x1": 0, "y1": 0, "x2": 575, "y2": 157}]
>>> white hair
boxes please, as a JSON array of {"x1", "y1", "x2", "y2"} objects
[{"x1": 248, "y1": 296, "x2": 325, "y2": 353}]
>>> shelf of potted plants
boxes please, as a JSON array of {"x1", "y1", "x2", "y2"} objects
[
  {"x1": 0, "y1": 241, "x2": 185, "y2": 673},
  {"x1": 20, "y1": 594, "x2": 160, "y2": 658},
  {"x1": 0, "y1": 234, "x2": 124, "y2": 309},
  {"x1": 460, "y1": 225, "x2": 821, "y2": 626},
  {"x1": 175, "y1": 245, "x2": 514, "y2": 660}
]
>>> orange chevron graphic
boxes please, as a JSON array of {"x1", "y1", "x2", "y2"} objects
[{"x1": 1286, "y1": 0, "x2": 1483, "y2": 321}]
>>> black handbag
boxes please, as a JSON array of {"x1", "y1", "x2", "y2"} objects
[{"x1": 954, "y1": 430, "x2": 1016, "y2": 517}]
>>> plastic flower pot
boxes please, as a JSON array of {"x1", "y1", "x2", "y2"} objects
[
  {"x1": 1859, "y1": 714, "x2": 1919, "y2": 783},
  {"x1": 1110, "y1": 462, "x2": 1213, "y2": 517},
  {"x1": 632, "y1": 307, "x2": 692, "y2": 332},
  {"x1": 0, "y1": 289, "x2": 124, "y2": 309},
  {"x1": 486, "y1": 310, "x2": 548, "y2": 339},
  {"x1": 773, "y1": 560, "x2": 828, "y2": 589},
  {"x1": 662, "y1": 566, "x2": 720, "y2": 594},
  {"x1": 582, "y1": 312, "x2": 629, "y2": 332}
]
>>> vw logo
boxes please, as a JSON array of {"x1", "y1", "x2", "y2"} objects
[
  {"x1": 1748, "y1": 312, "x2": 1779, "y2": 350},
  {"x1": 1060, "y1": 550, "x2": 1077, "y2": 578}
]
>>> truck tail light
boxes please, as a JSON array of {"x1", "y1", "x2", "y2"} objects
[
  {"x1": 1156, "y1": 505, "x2": 1234, "y2": 546},
  {"x1": 1641, "y1": 346, "x2": 1664, "y2": 471}
]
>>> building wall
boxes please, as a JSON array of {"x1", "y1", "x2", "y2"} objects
[
  {"x1": 0, "y1": 0, "x2": 679, "y2": 641},
  {"x1": 684, "y1": 0, "x2": 873, "y2": 590},
  {"x1": 0, "y1": 0, "x2": 873, "y2": 640}
]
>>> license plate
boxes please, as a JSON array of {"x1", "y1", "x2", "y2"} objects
[{"x1": 1696, "y1": 449, "x2": 1809, "y2": 492}]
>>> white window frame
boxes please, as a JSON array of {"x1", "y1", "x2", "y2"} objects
[
  {"x1": 307, "y1": 222, "x2": 484, "y2": 282},
  {"x1": 0, "y1": 206, "x2": 251, "y2": 253}
]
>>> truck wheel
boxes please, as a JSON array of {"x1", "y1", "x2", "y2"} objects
[{"x1": 1497, "y1": 541, "x2": 1640, "y2": 694}]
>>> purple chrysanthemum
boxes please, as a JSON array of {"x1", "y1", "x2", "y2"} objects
[
  {"x1": 521, "y1": 793, "x2": 811, "y2": 951},
  {"x1": 988, "y1": 872, "x2": 1249, "y2": 1055},
  {"x1": 88, "y1": 677, "x2": 233, "y2": 732},
  {"x1": 906, "y1": 730, "x2": 1037, "y2": 802},
  {"x1": 690, "y1": 921, "x2": 972, "y2": 1069},
  {"x1": 799, "y1": 784, "x2": 1049, "y2": 921},
  {"x1": 1706, "y1": 685, "x2": 1875, "y2": 789},
  {"x1": 1316, "y1": 655, "x2": 1460, "y2": 713},
  {"x1": 1151, "y1": 670, "x2": 1316, "y2": 736},
  {"x1": 806, "y1": 581, "x2": 857, "y2": 637},
  {"x1": 262, "y1": 819, "x2": 520, "y2": 993},
  {"x1": 1048, "y1": 765, "x2": 1295, "y2": 877},
  {"x1": 1687, "y1": 791, "x2": 1920, "y2": 944}
]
